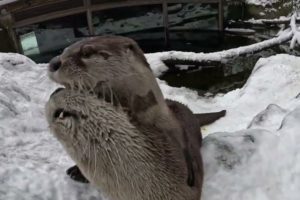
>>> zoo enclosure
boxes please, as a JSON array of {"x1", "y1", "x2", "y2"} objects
[{"x1": 0, "y1": 0, "x2": 224, "y2": 62}]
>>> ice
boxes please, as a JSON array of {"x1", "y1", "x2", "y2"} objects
[{"x1": 0, "y1": 53, "x2": 102, "y2": 200}]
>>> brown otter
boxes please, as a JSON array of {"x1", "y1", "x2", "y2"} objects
[
  {"x1": 46, "y1": 88, "x2": 202, "y2": 200},
  {"x1": 47, "y1": 36, "x2": 226, "y2": 198}
]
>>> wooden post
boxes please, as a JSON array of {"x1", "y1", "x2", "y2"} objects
[
  {"x1": 162, "y1": 0, "x2": 169, "y2": 48},
  {"x1": 218, "y1": 0, "x2": 224, "y2": 31},
  {"x1": 84, "y1": 0, "x2": 94, "y2": 35},
  {"x1": 0, "y1": 9, "x2": 20, "y2": 52}
]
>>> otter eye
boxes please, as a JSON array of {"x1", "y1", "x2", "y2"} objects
[
  {"x1": 54, "y1": 109, "x2": 64, "y2": 119},
  {"x1": 81, "y1": 45, "x2": 96, "y2": 58},
  {"x1": 98, "y1": 51, "x2": 111, "y2": 60}
]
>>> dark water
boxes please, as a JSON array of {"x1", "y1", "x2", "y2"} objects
[{"x1": 161, "y1": 64, "x2": 251, "y2": 96}]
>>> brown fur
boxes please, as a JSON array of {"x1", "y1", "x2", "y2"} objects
[
  {"x1": 47, "y1": 36, "x2": 225, "y2": 200},
  {"x1": 46, "y1": 89, "x2": 201, "y2": 200}
]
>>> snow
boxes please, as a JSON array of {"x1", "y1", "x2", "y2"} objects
[
  {"x1": 0, "y1": 53, "x2": 101, "y2": 200},
  {"x1": 225, "y1": 28, "x2": 255, "y2": 34},
  {"x1": 225, "y1": 28, "x2": 256, "y2": 36},
  {"x1": 245, "y1": 0, "x2": 281, "y2": 6},
  {"x1": 160, "y1": 54, "x2": 300, "y2": 134},
  {"x1": 160, "y1": 53, "x2": 300, "y2": 200},
  {"x1": 2, "y1": 52, "x2": 300, "y2": 200},
  {"x1": 245, "y1": 16, "x2": 298, "y2": 25},
  {"x1": 290, "y1": 13, "x2": 300, "y2": 49}
]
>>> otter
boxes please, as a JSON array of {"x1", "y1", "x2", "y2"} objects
[
  {"x1": 47, "y1": 36, "x2": 226, "y2": 198},
  {"x1": 46, "y1": 88, "x2": 203, "y2": 200}
]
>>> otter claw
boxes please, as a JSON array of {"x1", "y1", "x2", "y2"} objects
[{"x1": 66, "y1": 165, "x2": 89, "y2": 183}]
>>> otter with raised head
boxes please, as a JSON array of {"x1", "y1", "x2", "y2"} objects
[{"x1": 47, "y1": 36, "x2": 226, "y2": 199}]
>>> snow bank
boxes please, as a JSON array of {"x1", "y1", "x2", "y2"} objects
[
  {"x1": 0, "y1": 53, "x2": 101, "y2": 200},
  {"x1": 1, "y1": 53, "x2": 300, "y2": 200},
  {"x1": 161, "y1": 54, "x2": 300, "y2": 134},
  {"x1": 177, "y1": 54, "x2": 300, "y2": 199}
]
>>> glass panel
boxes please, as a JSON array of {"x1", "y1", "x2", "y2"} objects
[
  {"x1": 20, "y1": 32, "x2": 40, "y2": 56},
  {"x1": 92, "y1": 5, "x2": 165, "y2": 53},
  {"x1": 168, "y1": 3, "x2": 220, "y2": 52},
  {"x1": 16, "y1": 13, "x2": 89, "y2": 62}
]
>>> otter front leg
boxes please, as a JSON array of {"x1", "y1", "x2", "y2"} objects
[{"x1": 66, "y1": 165, "x2": 89, "y2": 183}]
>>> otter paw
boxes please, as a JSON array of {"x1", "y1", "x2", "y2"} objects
[{"x1": 66, "y1": 165, "x2": 89, "y2": 183}]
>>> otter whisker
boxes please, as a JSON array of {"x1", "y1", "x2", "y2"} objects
[
  {"x1": 80, "y1": 134, "x2": 89, "y2": 157},
  {"x1": 93, "y1": 141, "x2": 98, "y2": 179},
  {"x1": 108, "y1": 85, "x2": 114, "y2": 106},
  {"x1": 105, "y1": 149, "x2": 120, "y2": 189},
  {"x1": 87, "y1": 133, "x2": 92, "y2": 176},
  {"x1": 111, "y1": 140, "x2": 125, "y2": 180}
]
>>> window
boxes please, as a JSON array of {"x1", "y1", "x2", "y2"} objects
[
  {"x1": 167, "y1": 3, "x2": 220, "y2": 52},
  {"x1": 19, "y1": 31, "x2": 40, "y2": 56},
  {"x1": 92, "y1": 5, "x2": 165, "y2": 52},
  {"x1": 16, "y1": 13, "x2": 89, "y2": 62}
]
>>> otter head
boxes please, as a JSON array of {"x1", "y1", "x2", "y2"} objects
[
  {"x1": 45, "y1": 87, "x2": 141, "y2": 177},
  {"x1": 48, "y1": 36, "x2": 151, "y2": 92},
  {"x1": 48, "y1": 36, "x2": 169, "y2": 123},
  {"x1": 45, "y1": 88, "x2": 90, "y2": 148}
]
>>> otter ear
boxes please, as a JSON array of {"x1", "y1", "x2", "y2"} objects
[{"x1": 124, "y1": 43, "x2": 135, "y2": 55}]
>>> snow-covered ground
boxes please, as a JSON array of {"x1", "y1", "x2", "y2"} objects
[
  {"x1": 1, "y1": 52, "x2": 300, "y2": 200},
  {"x1": 245, "y1": 0, "x2": 281, "y2": 6}
]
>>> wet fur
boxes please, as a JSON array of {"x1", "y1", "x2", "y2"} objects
[{"x1": 47, "y1": 36, "x2": 226, "y2": 200}]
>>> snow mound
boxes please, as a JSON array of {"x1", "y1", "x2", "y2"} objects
[
  {"x1": 1, "y1": 53, "x2": 300, "y2": 200},
  {"x1": 161, "y1": 54, "x2": 300, "y2": 134},
  {"x1": 202, "y1": 106, "x2": 300, "y2": 200},
  {"x1": 160, "y1": 54, "x2": 300, "y2": 199}
]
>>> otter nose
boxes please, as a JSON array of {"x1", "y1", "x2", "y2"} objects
[{"x1": 49, "y1": 56, "x2": 61, "y2": 72}]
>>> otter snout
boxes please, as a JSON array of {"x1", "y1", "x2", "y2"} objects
[{"x1": 49, "y1": 56, "x2": 61, "y2": 72}]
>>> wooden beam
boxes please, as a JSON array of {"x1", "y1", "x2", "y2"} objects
[
  {"x1": 90, "y1": 1, "x2": 162, "y2": 11},
  {"x1": 90, "y1": 0, "x2": 220, "y2": 12},
  {"x1": 162, "y1": 0, "x2": 169, "y2": 48},
  {"x1": 218, "y1": 0, "x2": 224, "y2": 31},
  {"x1": 84, "y1": 0, "x2": 94, "y2": 35},
  {"x1": 13, "y1": 7, "x2": 85, "y2": 28}
]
